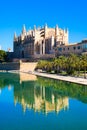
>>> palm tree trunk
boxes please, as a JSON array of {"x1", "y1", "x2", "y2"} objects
[{"x1": 84, "y1": 68, "x2": 86, "y2": 79}]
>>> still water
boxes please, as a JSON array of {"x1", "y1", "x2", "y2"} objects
[{"x1": 0, "y1": 72, "x2": 87, "y2": 130}]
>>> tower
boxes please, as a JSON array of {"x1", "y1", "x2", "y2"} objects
[
  {"x1": 55, "y1": 25, "x2": 59, "y2": 42},
  {"x1": 55, "y1": 25, "x2": 59, "y2": 36},
  {"x1": 22, "y1": 25, "x2": 26, "y2": 35},
  {"x1": 66, "y1": 28, "x2": 69, "y2": 39},
  {"x1": 55, "y1": 25, "x2": 60, "y2": 46},
  {"x1": 44, "y1": 23, "x2": 47, "y2": 38},
  {"x1": 14, "y1": 32, "x2": 17, "y2": 41},
  {"x1": 34, "y1": 25, "x2": 36, "y2": 31},
  {"x1": 21, "y1": 25, "x2": 27, "y2": 41},
  {"x1": 64, "y1": 28, "x2": 68, "y2": 45}
]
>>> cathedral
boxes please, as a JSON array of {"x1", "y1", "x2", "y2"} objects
[{"x1": 13, "y1": 24, "x2": 68, "y2": 59}]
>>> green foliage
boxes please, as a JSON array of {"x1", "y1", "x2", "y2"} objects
[
  {"x1": 36, "y1": 54, "x2": 87, "y2": 77},
  {"x1": 80, "y1": 54, "x2": 87, "y2": 78},
  {"x1": 0, "y1": 50, "x2": 7, "y2": 62}
]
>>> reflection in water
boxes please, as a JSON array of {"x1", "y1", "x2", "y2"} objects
[
  {"x1": 0, "y1": 88, "x2": 1, "y2": 94},
  {"x1": 8, "y1": 85, "x2": 12, "y2": 91},
  {"x1": 19, "y1": 73, "x2": 37, "y2": 83},
  {"x1": 14, "y1": 84, "x2": 69, "y2": 114},
  {"x1": 0, "y1": 72, "x2": 87, "y2": 115}
]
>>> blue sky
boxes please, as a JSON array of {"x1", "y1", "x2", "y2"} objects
[{"x1": 0, "y1": 0, "x2": 87, "y2": 51}]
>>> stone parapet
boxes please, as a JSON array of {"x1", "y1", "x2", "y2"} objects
[
  {"x1": 0, "y1": 62, "x2": 37, "y2": 72},
  {"x1": 0, "y1": 62, "x2": 20, "y2": 70}
]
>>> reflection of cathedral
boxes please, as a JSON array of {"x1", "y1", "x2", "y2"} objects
[
  {"x1": 13, "y1": 24, "x2": 68, "y2": 59},
  {"x1": 14, "y1": 84, "x2": 69, "y2": 114},
  {"x1": 0, "y1": 72, "x2": 87, "y2": 111}
]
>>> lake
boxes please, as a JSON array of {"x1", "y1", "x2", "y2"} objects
[{"x1": 0, "y1": 72, "x2": 87, "y2": 130}]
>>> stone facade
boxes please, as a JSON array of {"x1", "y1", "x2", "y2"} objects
[
  {"x1": 56, "y1": 39, "x2": 87, "y2": 56},
  {"x1": 13, "y1": 24, "x2": 68, "y2": 59}
]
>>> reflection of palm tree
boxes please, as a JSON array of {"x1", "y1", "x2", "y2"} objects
[{"x1": 37, "y1": 77, "x2": 87, "y2": 103}]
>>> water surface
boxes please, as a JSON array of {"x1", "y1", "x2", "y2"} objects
[{"x1": 0, "y1": 72, "x2": 87, "y2": 130}]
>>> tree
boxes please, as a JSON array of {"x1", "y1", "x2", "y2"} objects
[
  {"x1": 66, "y1": 54, "x2": 78, "y2": 75},
  {"x1": 80, "y1": 54, "x2": 87, "y2": 78},
  {"x1": 0, "y1": 50, "x2": 7, "y2": 62},
  {"x1": 53, "y1": 56, "x2": 67, "y2": 74},
  {"x1": 76, "y1": 56, "x2": 82, "y2": 77}
]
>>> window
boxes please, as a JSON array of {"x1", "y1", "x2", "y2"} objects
[
  {"x1": 16, "y1": 43, "x2": 19, "y2": 46},
  {"x1": 82, "y1": 44, "x2": 87, "y2": 49},
  {"x1": 63, "y1": 48, "x2": 65, "y2": 51},
  {"x1": 58, "y1": 48, "x2": 62, "y2": 51},
  {"x1": 73, "y1": 46, "x2": 76, "y2": 50},
  {"x1": 42, "y1": 40, "x2": 44, "y2": 44},
  {"x1": 78, "y1": 46, "x2": 80, "y2": 49}
]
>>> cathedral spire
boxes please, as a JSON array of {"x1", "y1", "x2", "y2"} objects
[
  {"x1": 44, "y1": 23, "x2": 48, "y2": 38},
  {"x1": 14, "y1": 32, "x2": 17, "y2": 41},
  {"x1": 22, "y1": 24, "x2": 26, "y2": 35},
  {"x1": 44, "y1": 23, "x2": 47, "y2": 29},
  {"x1": 56, "y1": 24, "x2": 58, "y2": 29},
  {"x1": 55, "y1": 24, "x2": 59, "y2": 36}
]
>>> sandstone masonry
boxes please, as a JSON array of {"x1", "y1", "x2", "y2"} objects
[{"x1": 13, "y1": 24, "x2": 68, "y2": 59}]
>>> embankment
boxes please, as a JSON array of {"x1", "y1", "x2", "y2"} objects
[
  {"x1": 0, "y1": 62, "x2": 37, "y2": 72},
  {"x1": 33, "y1": 71, "x2": 87, "y2": 86}
]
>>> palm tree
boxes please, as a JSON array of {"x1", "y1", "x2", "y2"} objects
[
  {"x1": 58, "y1": 56, "x2": 67, "y2": 74},
  {"x1": 76, "y1": 56, "x2": 82, "y2": 77},
  {"x1": 53, "y1": 58, "x2": 61, "y2": 74},
  {"x1": 80, "y1": 54, "x2": 87, "y2": 78},
  {"x1": 36, "y1": 60, "x2": 47, "y2": 71},
  {"x1": 46, "y1": 61, "x2": 53, "y2": 73},
  {"x1": 53, "y1": 56, "x2": 67, "y2": 74},
  {"x1": 66, "y1": 54, "x2": 78, "y2": 75}
]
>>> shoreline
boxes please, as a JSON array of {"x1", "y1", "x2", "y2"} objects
[
  {"x1": 0, "y1": 70, "x2": 87, "y2": 86},
  {"x1": 32, "y1": 71, "x2": 87, "y2": 86}
]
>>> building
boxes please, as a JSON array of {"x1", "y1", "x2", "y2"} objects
[
  {"x1": 13, "y1": 24, "x2": 68, "y2": 59},
  {"x1": 56, "y1": 39, "x2": 87, "y2": 56}
]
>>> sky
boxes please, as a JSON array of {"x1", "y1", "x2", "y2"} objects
[{"x1": 0, "y1": 0, "x2": 87, "y2": 51}]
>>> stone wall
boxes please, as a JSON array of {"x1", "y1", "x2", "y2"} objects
[
  {"x1": 0, "y1": 62, "x2": 20, "y2": 70},
  {"x1": 0, "y1": 62, "x2": 37, "y2": 72},
  {"x1": 34, "y1": 54, "x2": 55, "y2": 59},
  {"x1": 20, "y1": 62, "x2": 37, "y2": 72}
]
